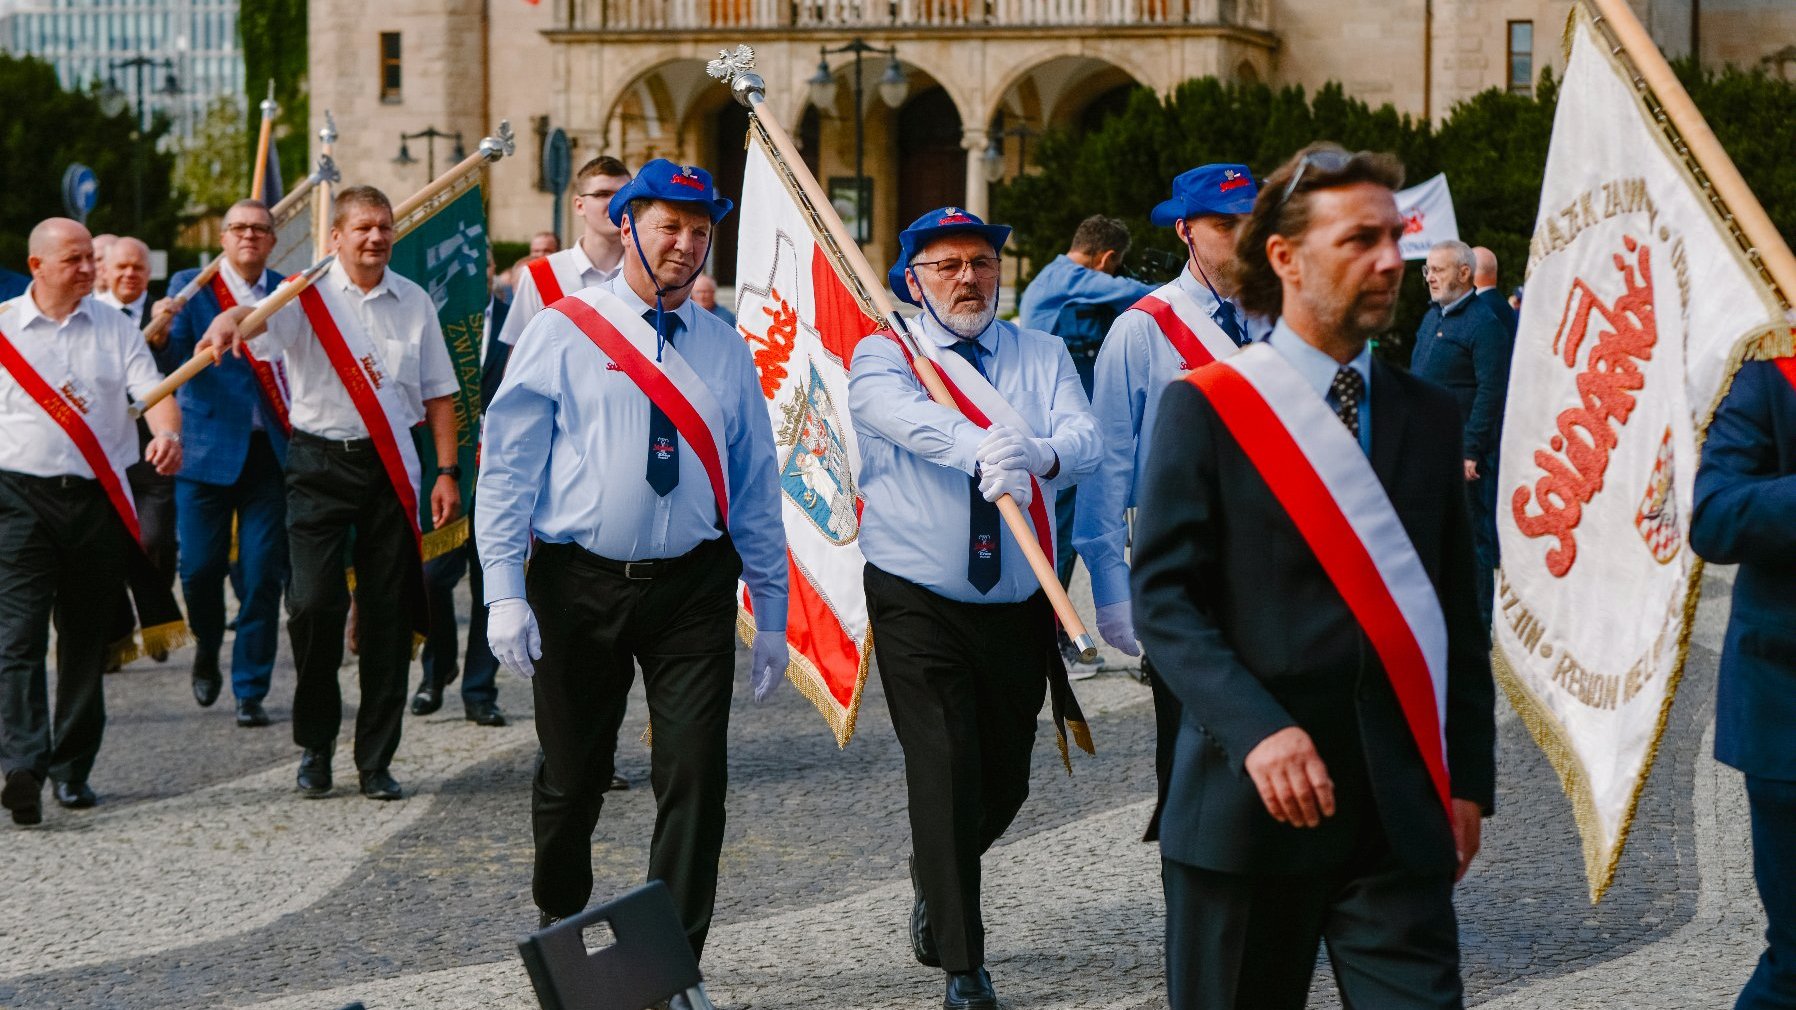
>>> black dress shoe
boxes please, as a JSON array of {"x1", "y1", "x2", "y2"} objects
[
  {"x1": 609, "y1": 773, "x2": 631, "y2": 791},
  {"x1": 53, "y1": 780, "x2": 97, "y2": 809},
  {"x1": 296, "y1": 748, "x2": 332, "y2": 797},
  {"x1": 191, "y1": 652, "x2": 222, "y2": 708},
  {"x1": 536, "y1": 911, "x2": 563, "y2": 930},
  {"x1": 359, "y1": 768, "x2": 403, "y2": 801},
  {"x1": 464, "y1": 701, "x2": 507, "y2": 727},
  {"x1": 1, "y1": 769, "x2": 43, "y2": 826},
  {"x1": 235, "y1": 698, "x2": 271, "y2": 727},
  {"x1": 944, "y1": 967, "x2": 996, "y2": 1010},
  {"x1": 410, "y1": 681, "x2": 443, "y2": 716},
  {"x1": 910, "y1": 855, "x2": 940, "y2": 967}
]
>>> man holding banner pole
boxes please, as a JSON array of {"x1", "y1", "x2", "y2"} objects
[
  {"x1": 1132, "y1": 145, "x2": 1494, "y2": 1009},
  {"x1": 477, "y1": 159, "x2": 789, "y2": 951},
  {"x1": 1073, "y1": 162, "x2": 1264, "y2": 841},
  {"x1": 849, "y1": 207, "x2": 1099, "y2": 1010},
  {"x1": 201, "y1": 186, "x2": 461, "y2": 803}
]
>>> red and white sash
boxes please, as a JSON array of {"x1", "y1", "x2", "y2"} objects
[
  {"x1": 0, "y1": 321, "x2": 142, "y2": 539},
  {"x1": 295, "y1": 286, "x2": 424, "y2": 555},
  {"x1": 210, "y1": 271, "x2": 293, "y2": 436},
  {"x1": 1131, "y1": 281, "x2": 1242, "y2": 370},
  {"x1": 892, "y1": 322, "x2": 1056, "y2": 565},
  {"x1": 1187, "y1": 342, "x2": 1452, "y2": 816},
  {"x1": 551, "y1": 289, "x2": 732, "y2": 525},
  {"x1": 527, "y1": 256, "x2": 569, "y2": 308}
]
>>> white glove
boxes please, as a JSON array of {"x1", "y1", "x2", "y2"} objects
[
  {"x1": 978, "y1": 462, "x2": 1034, "y2": 509},
  {"x1": 1095, "y1": 600, "x2": 1141, "y2": 657},
  {"x1": 750, "y1": 630, "x2": 788, "y2": 703},
  {"x1": 487, "y1": 598, "x2": 542, "y2": 679},
  {"x1": 977, "y1": 425, "x2": 1057, "y2": 477}
]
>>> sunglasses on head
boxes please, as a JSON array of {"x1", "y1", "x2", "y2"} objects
[{"x1": 1276, "y1": 148, "x2": 1356, "y2": 210}]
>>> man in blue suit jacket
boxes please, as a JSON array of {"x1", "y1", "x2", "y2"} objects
[
  {"x1": 1472, "y1": 247, "x2": 1519, "y2": 337},
  {"x1": 158, "y1": 199, "x2": 290, "y2": 727},
  {"x1": 1410, "y1": 239, "x2": 1513, "y2": 626},
  {"x1": 1692, "y1": 354, "x2": 1796, "y2": 1010}
]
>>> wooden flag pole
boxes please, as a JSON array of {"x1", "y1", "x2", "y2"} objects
[
  {"x1": 710, "y1": 48, "x2": 1099, "y2": 661},
  {"x1": 249, "y1": 82, "x2": 277, "y2": 203},
  {"x1": 1589, "y1": 0, "x2": 1796, "y2": 303},
  {"x1": 315, "y1": 111, "x2": 338, "y2": 260}
]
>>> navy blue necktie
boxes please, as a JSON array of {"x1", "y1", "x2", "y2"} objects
[
  {"x1": 1215, "y1": 300, "x2": 1247, "y2": 346},
  {"x1": 643, "y1": 310, "x2": 683, "y2": 497},
  {"x1": 950, "y1": 339, "x2": 1001, "y2": 595}
]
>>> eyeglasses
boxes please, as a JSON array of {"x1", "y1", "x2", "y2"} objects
[
  {"x1": 911, "y1": 256, "x2": 1002, "y2": 281},
  {"x1": 1275, "y1": 148, "x2": 1355, "y2": 211},
  {"x1": 224, "y1": 222, "x2": 275, "y2": 237}
]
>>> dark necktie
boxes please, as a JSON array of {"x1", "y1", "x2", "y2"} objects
[
  {"x1": 1214, "y1": 300, "x2": 1246, "y2": 346},
  {"x1": 949, "y1": 339, "x2": 1001, "y2": 595},
  {"x1": 119, "y1": 304, "x2": 134, "y2": 323},
  {"x1": 643, "y1": 309, "x2": 683, "y2": 497},
  {"x1": 1330, "y1": 366, "x2": 1364, "y2": 441}
]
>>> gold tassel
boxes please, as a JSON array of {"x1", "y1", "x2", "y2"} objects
[
  {"x1": 139, "y1": 620, "x2": 193, "y2": 658},
  {"x1": 106, "y1": 635, "x2": 141, "y2": 670},
  {"x1": 420, "y1": 516, "x2": 470, "y2": 563},
  {"x1": 1067, "y1": 718, "x2": 1095, "y2": 756}
]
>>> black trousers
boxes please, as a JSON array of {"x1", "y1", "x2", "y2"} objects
[
  {"x1": 127, "y1": 419, "x2": 178, "y2": 587},
  {"x1": 420, "y1": 516, "x2": 498, "y2": 706},
  {"x1": 1141, "y1": 653, "x2": 1181, "y2": 842},
  {"x1": 528, "y1": 537, "x2": 741, "y2": 956},
  {"x1": 865, "y1": 564, "x2": 1051, "y2": 973},
  {"x1": 285, "y1": 433, "x2": 419, "y2": 772},
  {"x1": 1741, "y1": 774, "x2": 1796, "y2": 1010},
  {"x1": 1162, "y1": 819, "x2": 1463, "y2": 1010},
  {"x1": 0, "y1": 470, "x2": 129, "y2": 785}
]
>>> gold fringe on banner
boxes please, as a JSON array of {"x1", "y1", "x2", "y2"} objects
[
  {"x1": 735, "y1": 609, "x2": 873, "y2": 749},
  {"x1": 421, "y1": 516, "x2": 470, "y2": 563}
]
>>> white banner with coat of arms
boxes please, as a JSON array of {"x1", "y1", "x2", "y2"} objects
[
  {"x1": 733, "y1": 118, "x2": 883, "y2": 746},
  {"x1": 1494, "y1": 3, "x2": 1787, "y2": 900}
]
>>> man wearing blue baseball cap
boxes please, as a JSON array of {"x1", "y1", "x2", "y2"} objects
[
  {"x1": 1073, "y1": 163, "x2": 1270, "y2": 840},
  {"x1": 851, "y1": 206, "x2": 1100, "y2": 1010},
  {"x1": 477, "y1": 158, "x2": 790, "y2": 963}
]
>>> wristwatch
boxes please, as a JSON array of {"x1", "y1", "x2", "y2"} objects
[{"x1": 437, "y1": 463, "x2": 462, "y2": 481}]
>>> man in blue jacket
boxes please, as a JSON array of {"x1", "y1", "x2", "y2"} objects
[
  {"x1": 157, "y1": 199, "x2": 289, "y2": 727},
  {"x1": 1692, "y1": 354, "x2": 1796, "y2": 1010},
  {"x1": 1472, "y1": 246, "x2": 1519, "y2": 337},
  {"x1": 1410, "y1": 239, "x2": 1512, "y2": 625}
]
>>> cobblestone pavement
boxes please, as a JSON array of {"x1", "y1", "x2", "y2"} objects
[{"x1": 0, "y1": 568, "x2": 1764, "y2": 1009}]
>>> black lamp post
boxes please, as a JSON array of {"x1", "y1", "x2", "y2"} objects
[
  {"x1": 394, "y1": 126, "x2": 466, "y2": 181},
  {"x1": 808, "y1": 38, "x2": 909, "y2": 244},
  {"x1": 101, "y1": 56, "x2": 179, "y2": 231},
  {"x1": 982, "y1": 113, "x2": 1040, "y2": 279}
]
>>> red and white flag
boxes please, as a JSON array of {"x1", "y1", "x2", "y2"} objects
[
  {"x1": 1394, "y1": 173, "x2": 1460, "y2": 260},
  {"x1": 733, "y1": 119, "x2": 882, "y2": 746}
]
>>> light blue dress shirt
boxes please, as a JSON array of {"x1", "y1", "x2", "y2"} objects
[
  {"x1": 475, "y1": 274, "x2": 789, "y2": 632},
  {"x1": 848, "y1": 312, "x2": 1101, "y2": 604},
  {"x1": 1016, "y1": 254, "x2": 1154, "y2": 334},
  {"x1": 1266, "y1": 318, "x2": 1373, "y2": 456},
  {"x1": 1071, "y1": 268, "x2": 1271, "y2": 608}
]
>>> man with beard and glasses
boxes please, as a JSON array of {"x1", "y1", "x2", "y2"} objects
[
  {"x1": 1132, "y1": 144, "x2": 1495, "y2": 1009},
  {"x1": 848, "y1": 207, "x2": 1100, "y2": 1010}
]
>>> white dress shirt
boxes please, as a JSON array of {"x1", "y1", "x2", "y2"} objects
[
  {"x1": 250, "y1": 260, "x2": 458, "y2": 441},
  {"x1": 96, "y1": 290, "x2": 147, "y2": 326},
  {"x1": 498, "y1": 242, "x2": 621, "y2": 347},
  {"x1": 0, "y1": 287, "x2": 164, "y2": 479}
]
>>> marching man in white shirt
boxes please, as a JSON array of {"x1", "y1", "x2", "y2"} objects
[
  {"x1": 477, "y1": 159, "x2": 788, "y2": 961},
  {"x1": 202, "y1": 186, "x2": 462, "y2": 803},
  {"x1": 0, "y1": 218, "x2": 184, "y2": 826},
  {"x1": 498, "y1": 155, "x2": 632, "y2": 346}
]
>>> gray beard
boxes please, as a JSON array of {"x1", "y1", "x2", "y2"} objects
[{"x1": 940, "y1": 302, "x2": 996, "y2": 340}]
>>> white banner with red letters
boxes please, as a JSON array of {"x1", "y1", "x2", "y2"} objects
[
  {"x1": 1395, "y1": 173, "x2": 1461, "y2": 260},
  {"x1": 1494, "y1": 4, "x2": 1785, "y2": 900}
]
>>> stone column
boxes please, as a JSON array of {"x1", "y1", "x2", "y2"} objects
[{"x1": 961, "y1": 127, "x2": 991, "y2": 218}]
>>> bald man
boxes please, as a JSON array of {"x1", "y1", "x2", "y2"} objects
[
  {"x1": 99, "y1": 238, "x2": 180, "y2": 638},
  {"x1": 0, "y1": 219, "x2": 183, "y2": 825},
  {"x1": 1471, "y1": 247, "x2": 1518, "y2": 338}
]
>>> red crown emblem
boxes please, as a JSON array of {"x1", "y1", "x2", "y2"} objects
[
  {"x1": 669, "y1": 168, "x2": 706, "y2": 191},
  {"x1": 1218, "y1": 170, "x2": 1250, "y2": 193}
]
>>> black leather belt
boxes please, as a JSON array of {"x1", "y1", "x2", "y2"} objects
[
  {"x1": 292, "y1": 430, "x2": 375, "y2": 452},
  {"x1": 0, "y1": 468, "x2": 100, "y2": 490},
  {"x1": 546, "y1": 535, "x2": 730, "y2": 581}
]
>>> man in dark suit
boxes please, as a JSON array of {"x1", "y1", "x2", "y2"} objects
[
  {"x1": 1691, "y1": 356, "x2": 1796, "y2": 1010},
  {"x1": 1472, "y1": 246, "x2": 1519, "y2": 337},
  {"x1": 157, "y1": 199, "x2": 290, "y2": 725},
  {"x1": 1132, "y1": 144, "x2": 1495, "y2": 1010},
  {"x1": 1411, "y1": 239, "x2": 1513, "y2": 626}
]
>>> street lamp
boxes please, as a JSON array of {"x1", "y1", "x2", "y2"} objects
[
  {"x1": 982, "y1": 113, "x2": 1040, "y2": 185},
  {"x1": 107, "y1": 55, "x2": 180, "y2": 231},
  {"x1": 393, "y1": 126, "x2": 466, "y2": 181},
  {"x1": 809, "y1": 39, "x2": 909, "y2": 244}
]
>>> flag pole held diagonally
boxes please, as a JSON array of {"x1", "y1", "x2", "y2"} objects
[
  {"x1": 131, "y1": 120, "x2": 516, "y2": 417},
  {"x1": 249, "y1": 81, "x2": 277, "y2": 204},
  {"x1": 708, "y1": 46, "x2": 1100, "y2": 662}
]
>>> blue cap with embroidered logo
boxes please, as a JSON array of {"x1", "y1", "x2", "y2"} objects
[
  {"x1": 887, "y1": 206, "x2": 1012, "y2": 306},
  {"x1": 1149, "y1": 163, "x2": 1259, "y2": 227},
  {"x1": 607, "y1": 158, "x2": 734, "y2": 226}
]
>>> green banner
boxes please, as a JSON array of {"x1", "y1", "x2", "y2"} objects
[{"x1": 388, "y1": 179, "x2": 487, "y2": 560}]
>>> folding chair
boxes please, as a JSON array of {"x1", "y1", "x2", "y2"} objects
[{"x1": 518, "y1": 881, "x2": 713, "y2": 1010}]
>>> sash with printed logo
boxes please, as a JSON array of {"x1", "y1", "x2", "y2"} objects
[
  {"x1": 526, "y1": 256, "x2": 569, "y2": 309},
  {"x1": 209, "y1": 270, "x2": 293, "y2": 437},
  {"x1": 1131, "y1": 282, "x2": 1243, "y2": 370},
  {"x1": 551, "y1": 289, "x2": 732, "y2": 525},
  {"x1": 1186, "y1": 342, "x2": 1453, "y2": 816},
  {"x1": 888, "y1": 322, "x2": 1093, "y2": 771},
  {"x1": 0, "y1": 320, "x2": 190, "y2": 663}
]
